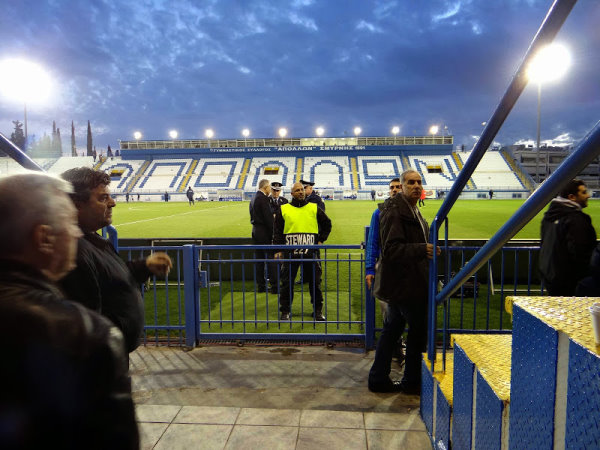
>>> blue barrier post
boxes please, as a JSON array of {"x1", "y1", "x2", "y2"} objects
[
  {"x1": 364, "y1": 226, "x2": 375, "y2": 349},
  {"x1": 0, "y1": 132, "x2": 43, "y2": 171},
  {"x1": 183, "y1": 244, "x2": 198, "y2": 347}
]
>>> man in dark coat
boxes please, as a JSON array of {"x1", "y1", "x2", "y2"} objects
[
  {"x1": 0, "y1": 172, "x2": 138, "y2": 449},
  {"x1": 301, "y1": 179, "x2": 325, "y2": 211},
  {"x1": 186, "y1": 186, "x2": 195, "y2": 205},
  {"x1": 249, "y1": 179, "x2": 275, "y2": 292},
  {"x1": 368, "y1": 169, "x2": 440, "y2": 394},
  {"x1": 60, "y1": 168, "x2": 172, "y2": 353},
  {"x1": 539, "y1": 179, "x2": 597, "y2": 296}
]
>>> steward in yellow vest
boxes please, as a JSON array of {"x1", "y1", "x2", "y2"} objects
[{"x1": 273, "y1": 182, "x2": 332, "y2": 321}]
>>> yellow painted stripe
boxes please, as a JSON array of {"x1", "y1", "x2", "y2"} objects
[
  {"x1": 237, "y1": 158, "x2": 251, "y2": 189},
  {"x1": 350, "y1": 157, "x2": 360, "y2": 190},
  {"x1": 179, "y1": 159, "x2": 198, "y2": 192},
  {"x1": 295, "y1": 157, "x2": 303, "y2": 183}
]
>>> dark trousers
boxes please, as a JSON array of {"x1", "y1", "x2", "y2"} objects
[
  {"x1": 369, "y1": 300, "x2": 427, "y2": 386},
  {"x1": 279, "y1": 258, "x2": 323, "y2": 314},
  {"x1": 254, "y1": 249, "x2": 276, "y2": 289}
]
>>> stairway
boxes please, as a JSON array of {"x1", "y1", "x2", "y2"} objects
[
  {"x1": 178, "y1": 159, "x2": 198, "y2": 192},
  {"x1": 452, "y1": 152, "x2": 476, "y2": 189},
  {"x1": 500, "y1": 148, "x2": 535, "y2": 191},
  {"x1": 349, "y1": 157, "x2": 360, "y2": 190},
  {"x1": 421, "y1": 296, "x2": 600, "y2": 449},
  {"x1": 125, "y1": 159, "x2": 151, "y2": 192}
]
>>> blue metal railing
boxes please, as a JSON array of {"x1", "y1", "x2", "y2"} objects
[{"x1": 427, "y1": 0, "x2": 589, "y2": 370}]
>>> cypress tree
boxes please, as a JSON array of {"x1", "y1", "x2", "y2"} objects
[
  {"x1": 71, "y1": 121, "x2": 77, "y2": 156},
  {"x1": 87, "y1": 120, "x2": 93, "y2": 156}
]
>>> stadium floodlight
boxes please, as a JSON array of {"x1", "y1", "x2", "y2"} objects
[
  {"x1": 169, "y1": 130, "x2": 178, "y2": 139},
  {"x1": 242, "y1": 128, "x2": 250, "y2": 137},
  {"x1": 133, "y1": 131, "x2": 142, "y2": 140},
  {"x1": 205, "y1": 128, "x2": 214, "y2": 139},
  {"x1": 315, "y1": 126, "x2": 325, "y2": 137},
  {"x1": 429, "y1": 125, "x2": 439, "y2": 135},
  {"x1": 527, "y1": 43, "x2": 571, "y2": 183},
  {"x1": 353, "y1": 127, "x2": 362, "y2": 136},
  {"x1": 278, "y1": 127, "x2": 288, "y2": 138},
  {"x1": 0, "y1": 58, "x2": 53, "y2": 149},
  {"x1": 391, "y1": 126, "x2": 400, "y2": 135}
]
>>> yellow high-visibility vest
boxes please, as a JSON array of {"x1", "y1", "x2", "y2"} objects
[{"x1": 281, "y1": 203, "x2": 318, "y2": 235}]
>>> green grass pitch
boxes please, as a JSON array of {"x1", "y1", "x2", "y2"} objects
[{"x1": 112, "y1": 199, "x2": 600, "y2": 242}]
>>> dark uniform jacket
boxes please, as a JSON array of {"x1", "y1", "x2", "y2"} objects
[
  {"x1": 270, "y1": 195, "x2": 288, "y2": 215},
  {"x1": 0, "y1": 260, "x2": 139, "y2": 450},
  {"x1": 306, "y1": 191, "x2": 326, "y2": 211},
  {"x1": 60, "y1": 233, "x2": 151, "y2": 353},
  {"x1": 539, "y1": 198, "x2": 597, "y2": 295},
  {"x1": 249, "y1": 190, "x2": 274, "y2": 244},
  {"x1": 374, "y1": 193, "x2": 430, "y2": 305}
]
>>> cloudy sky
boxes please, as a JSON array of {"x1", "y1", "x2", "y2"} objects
[{"x1": 0, "y1": 0, "x2": 598, "y2": 154}]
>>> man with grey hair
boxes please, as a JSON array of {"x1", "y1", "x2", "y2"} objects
[
  {"x1": 368, "y1": 169, "x2": 440, "y2": 394},
  {"x1": 0, "y1": 172, "x2": 138, "y2": 448},
  {"x1": 249, "y1": 179, "x2": 275, "y2": 292}
]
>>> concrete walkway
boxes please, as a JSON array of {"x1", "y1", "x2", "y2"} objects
[{"x1": 131, "y1": 344, "x2": 432, "y2": 449}]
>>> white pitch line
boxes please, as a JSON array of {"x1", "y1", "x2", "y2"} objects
[{"x1": 114, "y1": 205, "x2": 234, "y2": 227}]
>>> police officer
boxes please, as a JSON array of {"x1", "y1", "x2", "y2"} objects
[
  {"x1": 269, "y1": 182, "x2": 288, "y2": 215},
  {"x1": 274, "y1": 182, "x2": 332, "y2": 321},
  {"x1": 300, "y1": 179, "x2": 325, "y2": 211}
]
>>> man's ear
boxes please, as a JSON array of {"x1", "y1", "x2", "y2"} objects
[
  {"x1": 567, "y1": 193, "x2": 577, "y2": 202},
  {"x1": 34, "y1": 224, "x2": 56, "y2": 255}
]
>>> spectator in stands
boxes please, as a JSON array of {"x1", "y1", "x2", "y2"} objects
[
  {"x1": 274, "y1": 181, "x2": 332, "y2": 321},
  {"x1": 539, "y1": 179, "x2": 597, "y2": 296},
  {"x1": 269, "y1": 181, "x2": 288, "y2": 215},
  {"x1": 365, "y1": 178, "x2": 405, "y2": 364},
  {"x1": 368, "y1": 169, "x2": 440, "y2": 394},
  {"x1": 186, "y1": 186, "x2": 195, "y2": 206},
  {"x1": 371, "y1": 189, "x2": 376, "y2": 201},
  {"x1": 0, "y1": 172, "x2": 138, "y2": 449},
  {"x1": 60, "y1": 168, "x2": 172, "y2": 353},
  {"x1": 301, "y1": 179, "x2": 325, "y2": 211},
  {"x1": 249, "y1": 179, "x2": 275, "y2": 293}
]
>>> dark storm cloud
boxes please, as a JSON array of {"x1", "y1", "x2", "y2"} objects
[{"x1": 0, "y1": 0, "x2": 598, "y2": 150}]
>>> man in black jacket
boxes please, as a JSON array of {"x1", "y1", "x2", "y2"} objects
[
  {"x1": 274, "y1": 182, "x2": 332, "y2": 321},
  {"x1": 0, "y1": 172, "x2": 138, "y2": 449},
  {"x1": 368, "y1": 170, "x2": 440, "y2": 394},
  {"x1": 301, "y1": 179, "x2": 326, "y2": 211},
  {"x1": 269, "y1": 181, "x2": 288, "y2": 214},
  {"x1": 60, "y1": 168, "x2": 172, "y2": 353},
  {"x1": 250, "y1": 179, "x2": 275, "y2": 292},
  {"x1": 539, "y1": 179, "x2": 596, "y2": 296}
]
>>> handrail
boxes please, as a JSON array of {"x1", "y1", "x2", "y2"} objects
[
  {"x1": 427, "y1": 0, "x2": 578, "y2": 368},
  {"x1": 0, "y1": 132, "x2": 43, "y2": 171}
]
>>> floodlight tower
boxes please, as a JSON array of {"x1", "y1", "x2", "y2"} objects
[{"x1": 527, "y1": 43, "x2": 571, "y2": 183}]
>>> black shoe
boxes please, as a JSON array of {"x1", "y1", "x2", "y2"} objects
[
  {"x1": 280, "y1": 312, "x2": 290, "y2": 320},
  {"x1": 313, "y1": 312, "x2": 326, "y2": 321},
  {"x1": 397, "y1": 380, "x2": 421, "y2": 395},
  {"x1": 368, "y1": 380, "x2": 403, "y2": 393}
]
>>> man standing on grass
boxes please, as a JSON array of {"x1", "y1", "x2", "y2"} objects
[
  {"x1": 60, "y1": 167, "x2": 172, "y2": 353},
  {"x1": 249, "y1": 179, "x2": 275, "y2": 293},
  {"x1": 274, "y1": 181, "x2": 332, "y2": 321},
  {"x1": 539, "y1": 178, "x2": 596, "y2": 296},
  {"x1": 365, "y1": 177, "x2": 405, "y2": 365},
  {"x1": 301, "y1": 179, "x2": 325, "y2": 211},
  {"x1": 368, "y1": 169, "x2": 440, "y2": 394}
]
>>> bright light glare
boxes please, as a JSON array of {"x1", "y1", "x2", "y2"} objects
[
  {"x1": 133, "y1": 131, "x2": 142, "y2": 140},
  {"x1": 278, "y1": 127, "x2": 288, "y2": 138},
  {"x1": 527, "y1": 43, "x2": 571, "y2": 83},
  {"x1": 391, "y1": 126, "x2": 400, "y2": 135},
  {"x1": 353, "y1": 126, "x2": 362, "y2": 136},
  {"x1": 315, "y1": 126, "x2": 325, "y2": 136},
  {"x1": 0, "y1": 58, "x2": 53, "y2": 105},
  {"x1": 429, "y1": 125, "x2": 439, "y2": 135},
  {"x1": 169, "y1": 130, "x2": 178, "y2": 139},
  {"x1": 242, "y1": 128, "x2": 250, "y2": 137},
  {"x1": 205, "y1": 128, "x2": 214, "y2": 138}
]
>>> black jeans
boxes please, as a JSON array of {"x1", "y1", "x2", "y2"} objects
[
  {"x1": 278, "y1": 256, "x2": 323, "y2": 314},
  {"x1": 369, "y1": 300, "x2": 427, "y2": 386}
]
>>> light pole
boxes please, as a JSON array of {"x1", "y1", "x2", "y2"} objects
[
  {"x1": 242, "y1": 128, "x2": 250, "y2": 146},
  {"x1": 527, "y1": 43, "x2": 571, "y2": 183},
  {"x1": 0, "y1": 58, "x2": 52, "y2": 151}
]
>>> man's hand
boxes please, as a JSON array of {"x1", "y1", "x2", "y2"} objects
[
  {"x1": 426, "y1": 244, "x2": 442, "y2": 260},
  {"x1": 146, "y1": 252, "x2": 172, "y2": 276},
  {"x1": 365, "y1": 274, "x2": 374, "y2": 289}
]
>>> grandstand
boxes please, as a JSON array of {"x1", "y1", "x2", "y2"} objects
[{"x1": 2, "y1": 134, "x2": 535, "y2": 200}]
